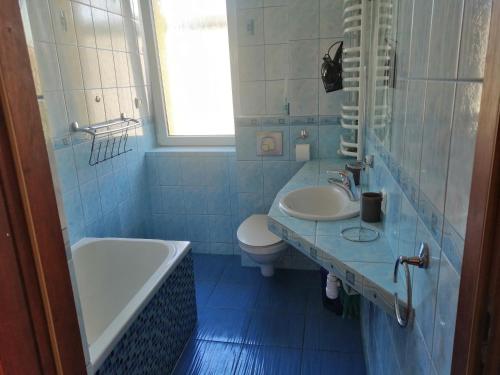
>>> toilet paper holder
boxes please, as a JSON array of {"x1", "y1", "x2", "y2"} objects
[{"x1": 296, "y1": 129, "x2": 309, "y2": 140}]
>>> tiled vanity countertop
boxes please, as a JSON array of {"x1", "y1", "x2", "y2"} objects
[{"x1": 267, "y1": 159, "x2": 408, "y2": 317}]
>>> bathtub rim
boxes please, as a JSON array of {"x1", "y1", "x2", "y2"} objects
[{"x1": 71, "y1": 238, "x2": 191, "y2": 374}]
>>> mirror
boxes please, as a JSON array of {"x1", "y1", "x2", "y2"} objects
[{"x1": 366, "y1": 0, "x2": 401, "y2": 156}]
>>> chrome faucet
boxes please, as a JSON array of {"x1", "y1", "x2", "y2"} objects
[{"x1": 327, "y1": 170, "x2": 360, "y2": 201}]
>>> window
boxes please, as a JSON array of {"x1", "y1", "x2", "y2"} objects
[{"x1": 150, "y1": 0, "x2": 236, "y2": 145}]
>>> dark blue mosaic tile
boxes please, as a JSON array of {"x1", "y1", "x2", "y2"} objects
[{"x1": 96, "y1": 253, "x2": 197, "y2": 375}]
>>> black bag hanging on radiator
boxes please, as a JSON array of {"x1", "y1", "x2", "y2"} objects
[{"x1": 321, "y1": 41, "x2": 343, "y2": 93}]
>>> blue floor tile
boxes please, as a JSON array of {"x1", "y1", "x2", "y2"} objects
[
  {"x1": 301, "y1": 350, "x2": 366, "y2": 375},
  {"x1": 235, "y1": 345, "x2": 302, "y2": 375},
  {"x1": 304, "y1": 310, "x2": 363, "y2": 352},
  {"x1": 195, "y1": 281, "x2": 216, "y2": 310},
  {"x1": 184, "y1": 254, "x2": 365, "y2": 374},
  {"x1": 195, "y1": 307, "x2": 251, "y2": 344},
  {"x1": 245, "y1": 311, "x2": 305, "y2": 348},
  {"x1": 220, "y1": 259, "x2": 263, "y2": 286},
  {"x1": 173, "y1": 339, "x2": 242, "y2": 375},
  {"x1": 193, "y1": 254, "x2": 232, "y2": 283},
  {"x1": 207, "y1": 282, "x2": 259, "y2": 310},
  {"x1": 305, "y1": 287, "x2": 325, "y2": 314},
  {"x1": 272, "y1": 268, "x2": 321, "y2": 289},
  {"x1": 254, "y1": 282, "x2": 309, "y2": 314}
]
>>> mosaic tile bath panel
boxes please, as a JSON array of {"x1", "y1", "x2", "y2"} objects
[{"x1": 96, "y1": 253, "x2": 197, "y2": 375}]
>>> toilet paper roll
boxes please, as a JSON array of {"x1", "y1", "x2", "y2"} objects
[{"x1": 295, "y1": 144, "x2": 310, "y2": 162}]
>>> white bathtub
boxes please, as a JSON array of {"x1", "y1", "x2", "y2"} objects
[{"x1": 70, "y1": 237, "x2": 191, "y2": 373}]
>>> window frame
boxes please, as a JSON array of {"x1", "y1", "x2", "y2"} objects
[{"x1": 142, "y1": 0, "x2": 239, "y2": 146}]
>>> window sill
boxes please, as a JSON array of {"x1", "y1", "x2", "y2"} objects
[{"x1": 147, "y1": 146, "x2": 236, "y2": 157}]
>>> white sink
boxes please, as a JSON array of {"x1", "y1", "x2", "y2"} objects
[{"x1": 279, "y1": 185, "x2": 359, "y2": 221}]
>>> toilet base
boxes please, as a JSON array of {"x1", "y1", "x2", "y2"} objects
[{"x1": 260, "y1": 264, "x2": 275, "y2": 277}]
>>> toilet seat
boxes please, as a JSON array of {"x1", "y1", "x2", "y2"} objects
[
  {"x1": 238, "y1": 240, "x2": 288, "y2": 255},
  {"x1": 237, "y1": 214, "x2": 284, "y2": 252}
]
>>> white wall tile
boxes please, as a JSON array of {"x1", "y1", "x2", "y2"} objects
[
  {"x1": 427, "y1": 0, "x2": 465, "y2": 79},
  {"x1": 79, "y1": 47, "x2": 101, "y2": 89},
  {"x1": 72, "y1": 2, "x2": 96, "y2": 48},
  {"x1": 288, "y1": 0, "x2": 319, "y2": 40},
  {"x1": 107, "y1": 0, "x2": 122, "y2": 14},
  {"x1": 58, "y1": 44, "x2": 84, "y2": 90},
  {"x1": 319, "y1": 81, "x2": 343, "y2": 115},
  {"x1": 49, "y1": 0, "x2": 77, "y2": 45},
  {"x1": 408, "y1": 0, "x2": 433, "y2": 78},
  {"x1": 263, "y1": 6, "x2": 288, "y2": 44},
  {"x1": 140, "y1": 54, "x2": 150, "y2": 85},
  {"x1": 237, "y1": 0, "x2": 264, "y2": 9},
  {"x1": 237, "y1": 8, "x2": 264, "y2": 46},
  {"x1": 445, "y1": 82, "x2": 482, "y2": 237},
  {"x1": 265, "y1": 44, "x2": 288, "y2": 80},
  {"x1": 402, "y1": 80, "x2": 426, "y2": 182},
  {"x1": 319, "y1": 0, "x2": 343, "y2": 38},
  {"x1": 117, "y1": 87, "x2": 134, "y2": 117},
  {"x1": 130, "y1": 85, "x2": 150, "y2": 119},
  {"x1": 123, "y1": 16, "x2": 138, "y2": 53},
  {"x1": 97, "y1": 49, "x2": 116, "y2": 88},
  {"x1": 129, "y1": 0, "x2": 141, "y2": 20},
  {"x1": 128, "y1": 53, "x2": 145, "y2": 87},
  {"x1": 266, "y1": 80, "x2": 286, "y2": 114},
  {"x1": 91, "y1": 0, "x2": 107, "y2": 10},
  {"x1": 135, "y1": 19, "x2": 146, "y2": 54},
  {"x1": 44, "y1": 91, "x2": 69, "y2": 138},
  {"x1": 394, "y1": 0, "x2": 413, "y2": 79},
  {"x1": 113, "y1": 51, "x2": 130, "y2": 87},
  {"x1": 109, "y1": 13, "x2": 127, "y2": 51},
  {"x1": 102, "y1": 88, "x2": 120, "y2": 120},
  {"x1": 458, "y1": 0, "x2": 492, "y2": 79},
  {"x1": 27, "y1": 0, "x2": 55, "y2": 43},
  {"x1": 34, "y1": 42, "x2": 63, "y2": 91},
  {"x1": 264, "y1": 0, "x2": 287, "y2": 6},
  {"x1": 65, "y1": 90, "x2": 90, "y2": 126},
  {"x1": 390, "y1": 79, "x2": 409, "y2": 160},
  {"x1": 92, "y1": 7, "x2": 112, "y2": 50},
  {"x1": 239, "y1": 81, "x2": 266, "y2": 115},
  {"x1": 288, "y1": 79, "x2": 318, "y2": 116},
  {"x1": 239, "y1": 45, "x2": 265, "y2": 81},
  {"x1": 420, "y1": 81, "x2": 456, "y2": 212},
  {"x1": 85, "y1": 88, "x2": 106, "y2": 123},
  {"x1": 289, "y1": 39, "x2": 319, "y2": 78}
]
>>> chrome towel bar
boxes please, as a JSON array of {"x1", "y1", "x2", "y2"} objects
[{"x1": 393, "y1": 242, "x2": 430, "y2": 327}]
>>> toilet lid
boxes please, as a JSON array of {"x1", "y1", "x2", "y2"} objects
[{"x1": 237, "y1": 214, "x2": 283, "y2": 247}]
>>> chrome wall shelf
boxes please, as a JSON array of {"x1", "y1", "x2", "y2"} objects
[{"x1": 70, "y1": 113, "x2": 141, "y2": 166}]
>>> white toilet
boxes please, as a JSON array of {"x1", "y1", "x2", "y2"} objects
[{"x1": 237, "y1": 214, "x2": 287, "y2": 277}]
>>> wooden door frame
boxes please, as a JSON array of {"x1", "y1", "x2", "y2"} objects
[
  {"x1": 0, "y1": 1, "x2": 86, "y2": 374},
  {"x1": 0, "y1": 0, "x2": 499, "y2": 374},
  {"x1": 452, "y1": 0, "x2": 500, "y2": 373}
]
